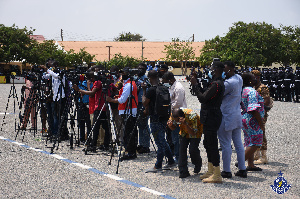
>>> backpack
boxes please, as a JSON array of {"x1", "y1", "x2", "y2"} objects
[{"x1": 155, "y1": 85, "x2": 171, "y2": 119}]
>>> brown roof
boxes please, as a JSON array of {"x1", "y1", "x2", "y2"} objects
[
  {"x1": 30, "y1": 35, "x2": 45, "y2": 41},
  {"x1": 58, "y1": 41, "x2": 205, "y2": 62}
]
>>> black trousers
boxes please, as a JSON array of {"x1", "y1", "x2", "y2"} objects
[
  {"x1": 92, "y1": 110, "x2": 109, "y2": 148},
  {"x1": 77, "y1": 103, "x2": 91, "y2": 141},
  {"x1": 178, "y1": 136, "x2": 202, "y2": 175},
  {"x1": 203, "y1": 128, "x2": 220, "y2": 167},
  {"x1": 123, "y1": 115, "x2": 138, "y2": 155}
]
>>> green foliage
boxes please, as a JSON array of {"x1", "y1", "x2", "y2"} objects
[
  {"x1": 96, "y1": 53, "x2": 142, "y2": 69},
  {"x1": 198, "y1": 21, "x2": 299, "y2": 67},
  {"x1": 0, "y1": 24, "x2": 95, "y2": 67},
  {"x1": 114, "y1": 32, "x2": 145, "y2": 41},
  {"x1": 278, "y1": 25, "x2": 300, "y2": 66},
  {"x1": 26, "y1": 40, "x2": 95, "y2": 67},
  {"x1": 0, "y1": 24, "x2": 34, "y2": 63},
  {"x1": 163, "y1": 38, "x2": 195, "y2": 75}
]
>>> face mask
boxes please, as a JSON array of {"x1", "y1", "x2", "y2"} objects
[
  {"x1": 163, "y1": 83, "x2": 170, "y2": 87},
  {"x1": 176, "y1": 122, "x2": 181, "y2": 125},
  {"x1": 222, "y1": 71, "x2": 226, "y2": 79},
  {"x1": 112, "y1": 75, "x2": 117, "y2": 80},
  {"x1": 208, "y1": 71, "x2": 213, "y2": 79},
  {"x1": 133, "y1": 75, "x2": 138, "y2": 81}
]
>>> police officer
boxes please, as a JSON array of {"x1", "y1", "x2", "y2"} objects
[
  {"x1": 283, "y1": 67, "x2": 294, "y2": 102},
  {"x1": 294, "y1": 67, "x2": 300, "y2": 103}
]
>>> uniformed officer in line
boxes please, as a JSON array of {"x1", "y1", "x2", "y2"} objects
[
  {"x1": 283, "y1": 67, "x2": 294, "y2": 102},
  {"x1": 293, "y1": 67, "x2": 300, "y2": 103},
  {"x1": 269, "y1": 68, "x2": 278, "y2": 100}
]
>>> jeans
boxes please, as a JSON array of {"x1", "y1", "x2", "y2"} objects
[
  {"x1": 203, "y1": 126, "x2": 220, "y2": 167},
  {"x1": 77, "y1": 103, "x2": 91, "y2": 141},
  {"x1": 217, "y1": 119, "x2": 246, "y2": 172},
  {"x1": 178, "y1": 136, "x2": 202, "y2": 175},
  {"x1": 150, "y1": 119, "x2": 174, "y2": 169},
  {"x1": 171, "y1": 126, "x2": 180, "y2": 161},
  {"x1": 137, "y1": 104, "x2": 150, "y2": 148},
  {"x1": 92, "y1": 110, "x2": 109, "y2": 148}
]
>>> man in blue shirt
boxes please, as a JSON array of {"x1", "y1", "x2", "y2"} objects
[
  {"x1": 77, "y1": 75, "x2": 92, "y2": 143},
  {"x1": 217, "y1": 61, "x2": 247, "y2": 178}
]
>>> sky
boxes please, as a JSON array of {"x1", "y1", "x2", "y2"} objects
[{"x1": 0, "y1": 0, "x2": 299, "y2": 42}]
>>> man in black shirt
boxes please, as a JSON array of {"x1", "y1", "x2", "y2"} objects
[
  {"x1": 142, "y1": 70, "x2": 176, "y2": 173},
  {"x1": 190, "y1": 61, "x2": 225, "y2": 183}
]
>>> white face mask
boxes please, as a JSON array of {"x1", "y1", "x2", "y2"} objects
[{"x1": 163, "y1": 83, "x2": 171, "y2": 88}]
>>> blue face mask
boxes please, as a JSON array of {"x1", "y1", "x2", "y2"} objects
[
  {"x1": 208, "y1": 71, "x2": 213, "y2": 79},
  {"x1": 222, "y1": 72, "x2": 226, "y2": 79},
  {"x1": 163, "y1": 83, "x2": 170, "y2": 87}
]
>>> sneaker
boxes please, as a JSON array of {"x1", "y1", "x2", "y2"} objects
[
  {"x1": 179, "y1": 172, "x2": 191, "y2": 178},
  {"x1": 162, "y1": 162, "x2": 177, "y2": 170},
  {"x1": 145, "y1": 167, "x2": 162, "y2": 173},
  {"x1": 221, "y1": 171, "x2": 232, "y2": 178},
  {"x1": 246, "y1": 166, "x2": 262, "y2": 171},
  {"x1": 235, "y1": 170, "x2": 247, "y2": 178}
]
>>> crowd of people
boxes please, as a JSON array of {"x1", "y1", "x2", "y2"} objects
[{"x1": 20, "y1": 58, "x2": 289, "y2": 183}]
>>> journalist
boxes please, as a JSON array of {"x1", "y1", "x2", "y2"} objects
[{"x1": 190, "y1": 61, "x2": 225, "y2": 183}]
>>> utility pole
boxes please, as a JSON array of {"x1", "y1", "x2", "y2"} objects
[
  {"x1": 192, "y1": 34, "x2": 194, "y2": 42},
  {"x1": 61, "y1": 29, "x2": 63, "y2": 41},
  {"x1": 141, "y1": 40, "x2": 145, "y2": 60},
  {"x1": 106, "y1": 46, "x2": 112, "y2": 61}
]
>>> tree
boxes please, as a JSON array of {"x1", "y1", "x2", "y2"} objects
[
  {"x1": 97, "y1": 53, "x2": 142, "y2": 69},
  {"x1": 278, "y1": 25, "x2": 300, "y2": 66},
  {"x1": 163, "y1": 38, "x2": 195, "y2": 76},
  {"x1": 114, "y1": 32, "x2": 145, "y2": 41},
  {"x1": 25, "y1": 40, "x2": 95, "y2": 67},
  {"x1": 198, "y1": 21, "x2": 284, "y2": 67},
  {"x1": 0, "y1": 24, "x2": 34, "y2": 63}
]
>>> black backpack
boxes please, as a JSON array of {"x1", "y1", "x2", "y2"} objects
[{"x1": 155, "y1": 85, "x2": 171, "y2": 120}]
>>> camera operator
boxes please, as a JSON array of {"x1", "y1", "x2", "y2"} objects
[
  {"x1": 20, "y1": 66, "x2": 37, "y2": 130},
  {"x1": 136, "y1": 63, "x2": 150, "y2": 154},
  {"x1": 41, "y1": 60, "x2": 69, "y2": 140},
  {"x1": 142, "y1": 70, "x2": 176, "y2": 173},
  {"x1": 110, "y1": 65, "x2": 123, "y2": 139},
  {"x1": 190, "y1": 61, "x2": 225, "y2": 183},
  {"x1": 73, "y1": 71, "x2": 110, "y2": 152},
  {"x1": 77, "y1": 74, "x2": 92, "y2": 143},
  {"x1": 106, "y1": 67, "x2": 138, "y2": 161}
]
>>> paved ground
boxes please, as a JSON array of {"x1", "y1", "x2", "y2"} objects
[{"x1": 0, "y1": 82, "x2": 299, "y2": 199}]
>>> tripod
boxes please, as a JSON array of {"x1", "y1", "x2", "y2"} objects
[
  {"x1": 15, "y1": 81, "x2": 41, "y2": 140},
  {"x1": 1, "y1": 75, "x2": 20, "y2": 132}
]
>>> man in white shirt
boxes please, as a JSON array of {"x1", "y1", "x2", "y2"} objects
[
  {"x1": 162, "y1": 72, "x2": 187, "y2": 162},
  {"x1": 41, "y1": 60, "x2": 69, "y2": 140},
  {"x1": 106, "y1": 67, "x2": 138, "y2": 160}
]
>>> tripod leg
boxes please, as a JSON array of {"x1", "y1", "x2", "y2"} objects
[{"x1": 1, "y1": 87, "x2": 14, "y2": 131}]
